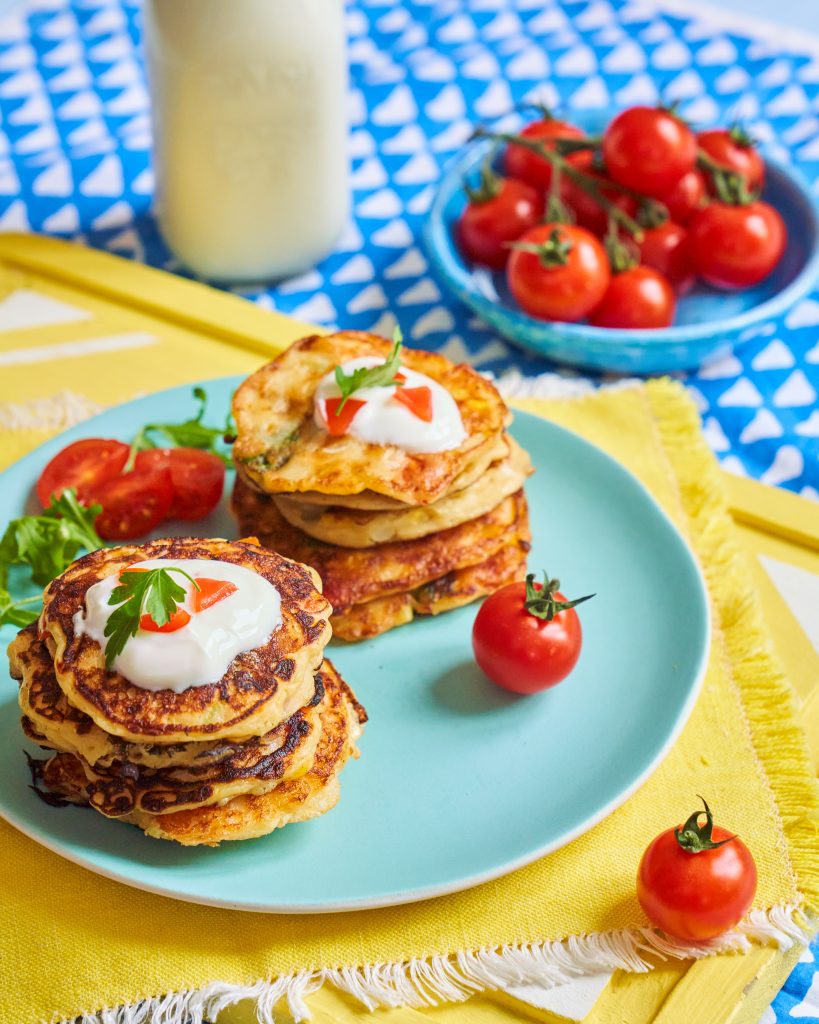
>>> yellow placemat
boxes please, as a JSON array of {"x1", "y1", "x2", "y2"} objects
[{"x1": 1, "y1": 377, "x2": 817, "y2": 1024}]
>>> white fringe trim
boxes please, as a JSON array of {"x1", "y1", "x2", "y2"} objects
[
  {"x1": 59, "y1": 903, "x2": 814, "y2": 1024},
  {"x1": 495, "y1": 368, "x2": 641, "y2": 400}
]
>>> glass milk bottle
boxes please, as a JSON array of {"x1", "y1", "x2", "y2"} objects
[{"x1": 143, "y1": 0, "x2": 349, "y2": 282}]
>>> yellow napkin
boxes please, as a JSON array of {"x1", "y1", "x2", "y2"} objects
[{"x1": 1, "y1": 380, "x2": 817, "y2": 1024}]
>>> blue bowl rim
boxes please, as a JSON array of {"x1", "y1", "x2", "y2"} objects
[{"x1": 423, "y1": 136, "x2": 819, "y2": 350}]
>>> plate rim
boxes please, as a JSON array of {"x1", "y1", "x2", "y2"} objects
[{"x1": 0, "y1": 377, "x2": 711, "y2": 913}]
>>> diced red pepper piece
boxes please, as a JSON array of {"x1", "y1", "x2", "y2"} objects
[
  {"x1": 323, "y1": 397, "x2": 365, "y2": 436},
  {"x1": 139, "y1": 608, "x2": 191, "y2": 633},
  {"x1": 393, "y1": 385, "x2": 433, "y2": 422},
  {"x1": 193, "y1": 577, "x2": 238, "y2": 613}
]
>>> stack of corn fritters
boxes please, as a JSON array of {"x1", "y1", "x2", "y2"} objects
[
  {"x1": 9, "y1": 537, "x2": 366, "y2": 846},
  {"x1": 232, "y1": 332, "x2": 533, "y2": 640}
]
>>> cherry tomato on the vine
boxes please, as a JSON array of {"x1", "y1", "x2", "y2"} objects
[
  {"x1": 457, "y1": 175, "x2": 545, "y2": 270},
  {"x1": 503, "y1": 117, "x2": 585, "y2": 190},
  {"x1": 688, "y1": 201, "x2": 785, "y2": 289},
  {"x1": 637, "y1": 799, "x2": 757, "y2": 942},
  {"x1": 637, "y1": 221, "x2": 695, "y2": 294},
  {"x1": 590, "y1": 266, "x2": 676, "y2": 329},
  {"x1": 506, "y1": 222, "x2": 610, "y2": 322},
  {"x1": 472, "y1": 572, "x2": 594, "y2": 694},
  {"x1": 560, "y1": 150, "x2": 638, "y2": 236},
  {"x1": 603, "y1": 106, "x2": 697, "y2": 196},
  {"x1": 698, "y1": 127, "x2": 765, "y2": 193},
  {"x1": 657, "y1": 169, "x2": 708, "y2": 225}
]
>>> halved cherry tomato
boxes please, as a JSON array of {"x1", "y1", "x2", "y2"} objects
[
  {"x1": 698, "y1": 128, "x2": 765, "y2": 193},
  {"x1": 393, "y1": 385, "x2": 433, "y2": 422},
  {"x1": 657, "y1": 169, "x2": 708, "y2": 224},
  {"x1": 560, "y1": 151, "x2": 638, "y2": 236},
  {"x1": 503, "y1": 117, "x2": 585, "y2": 190},
  {"x1": 36, "y1": 438, "x2": 130, "y2": 508},
  {"x1": 590, "y1": 266, "x2": 676, "y2": 329},
  {"x1": 193, "y1": 577, "x2": 238, "y2": 613},
  {"x1": 637, "y1": 221, "x2": 695, "y2": 294},
  {"x1": 323, "y1": 397, "x2": 365, "y2": 437},
  {"x1": 134, "y1": 448, "x2": 225, "y2": 521},
  {"x1": 506, "y1": 223, "x2": 610, "y2": 322},
  {"x1": 689, "y1": 201, "x2": 785, "y2": 289},
  {"x1": 603, "y1": 106, "x2": 697, "y2": 196},
  {"x1": 637, "y1": 799, "x2": 757, "y2": 941},
  {"x1": 456, "y1": 176, "x2": 544, "y2": 269},
  {"x1": 139, "y1": 608, "x2": 191, "y2": 633},
  {"x1": 86, "y1": 467, "x2": 174, "y2": 541}
]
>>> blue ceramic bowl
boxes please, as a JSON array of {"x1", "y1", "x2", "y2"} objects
[{"x1": 423, "y1": 127, "x2": 819, "y2": 375}]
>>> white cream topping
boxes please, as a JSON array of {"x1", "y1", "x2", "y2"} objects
[
  {"x1": 313, "y1": 357, "x2": 467, "y2": 453},
  {"x1": 72, "y1": 557, "x2": 282, "y2": 693}
]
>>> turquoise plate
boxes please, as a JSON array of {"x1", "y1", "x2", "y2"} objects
[{"x1": 0, "y1": 379, "x2": 709, "y2": 913}]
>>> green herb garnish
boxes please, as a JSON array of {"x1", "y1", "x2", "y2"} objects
[
  {"x1": 0, "y1": 588, "x2": 41, "y2": 628},
  {"x1": 0, "y1": 489, "x2": 103, "y2": 589},
  {"x1": 103, "y1": 567, "x2": 200, "y2": 668},
  {"x1": 334, "y1": 328, "x2": 404, "y2": 413},
  {"x1": 129, "y1": 387, "x2": 234, "y2": 467}
]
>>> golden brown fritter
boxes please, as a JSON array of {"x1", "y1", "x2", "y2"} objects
[
  {"x1": 232, "y1": 331, "x2": 510, "y2": 505},
  {"x1": 233, "y1": 477, "x2": 529, "y2": 613},
  {"x1": 33, "y1": 660, "x2": 366, "y2": 847},
  {"x1": 11, "y1": 625, "x2": 327, "y2": 787},
  {"x1": 272, "y1": 436, "x2": 533, "y2": 548},
  {"x1": 39, "y1": 537, "x2": 331, "y2": 744},
  {"x1": 332, "y1": 517, "x2": 531, "y2": 641}
]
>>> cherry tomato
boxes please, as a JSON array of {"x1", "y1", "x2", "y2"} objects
[
  {"x1": 590, "y1": 266, "x2": 676, "y2": 329},
  {"x1": 637, "y1": 799, "x2": 757, "y2": 941},
  {"x1": 503, "y1": 117, "x2": 585, "y2": 190},
  {"x1": 140, "y1": 608, "x2": 191, "y2": 634},
  {"x1": 86, "y1": 467, "x2": 174, "y2": 541},
  {"x1": 698, "y1": 128, "x2": 765, "y2": 193},
  {"x1": 393, "y1": 385, "x2": 433, "y2": 422},
  {"x1": 472, "y1": 573, "x2": 593, "y2": 694},
  {"x1": 561, "y1": 151, "x2": 638, "y2": 236},
  {"x1": 193, "y1": 578, "x2": 238, "y2": 613},
  {"x1": 603, "y1": 106, "x2": 697, "y2": 196},
  {"x1": 506, "y1": 223, "x2": 610, "y2": 322},
  {"x1": 688, "y1": 201, "x2": 785, "y2": 289},
  {"x1": 637, "y1": 221, "x2": 695, "y2": 294},
  {"x1": 36, "y1": 438, "x2": 130, "y2": 508},
  {"x1": 322, "y1": 397, "x2": 365, "y2": 437},
  {"x1": 457, "y1": 176, "x2": 544, "y2": 269},
  {"x1": 657, "y1": 169, "x2": 708, "y2": 224},
  {"x1": 134, "y1": 448, "x2": 225, "y2": 521}
]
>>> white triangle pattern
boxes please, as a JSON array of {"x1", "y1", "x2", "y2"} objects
[{"x1": 0, "y1": 0, "x2": 814, "y2": 517}]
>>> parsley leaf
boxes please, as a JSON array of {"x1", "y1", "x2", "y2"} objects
[
  {"x1": 0, "y1": 588, "x2": 40, "y2": 628},
  {"x1": 334, "y1": 327, "x2": 404, "y2": 412},
  {"x1": 129, "y1": 387, "x2": 235, "y2": 467},
  {"x1": 0, "y1": 489, "x2": 102, "y2": 588},
  {"x1": 103, "y1": 567, "x2": 199, "y2": 668}
]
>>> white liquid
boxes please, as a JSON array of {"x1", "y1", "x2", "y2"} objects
[
  {"x1": 73, "y1": 558, "x2": 282, "y2": 693},
  {"x1": 314, "y1": 358, "x2": 468, "y2": 453},
  {"x1": 144, "y1": 0, "x2": 349, "y2": 281}
]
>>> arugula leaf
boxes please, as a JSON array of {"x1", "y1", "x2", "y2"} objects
[
  {"x1": 0, "y1": 489, "x2": 103, "y2": 588},
  {"x1": 0, "y1": 588, "x2": 40, "y2": 628},
  {"x1": 103, "y1": 567, "x2": 199, "y2": 668},
  {"x1": 129, "y1": 387, "x2": 235, "y2": 466},
  {"x1": 334, "y1": 327, "x2": 404, "y2": 412}
]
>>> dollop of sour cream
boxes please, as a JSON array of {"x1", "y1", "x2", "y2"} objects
[
  {"x1": 313, "y1": 358, "x2": 467, "y2": 453},
  {"x1": 73, "y1": 558, "x2": 282, "y2": 693}
]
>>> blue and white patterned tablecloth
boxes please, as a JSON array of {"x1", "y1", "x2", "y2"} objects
[{"x1": 0, "y1": 0, "x2": 817, "y2": 1019}]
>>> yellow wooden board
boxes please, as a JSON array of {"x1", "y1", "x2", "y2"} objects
[{"x1": 0, "y1": 234, "x2": 815, "y2": 1024}]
